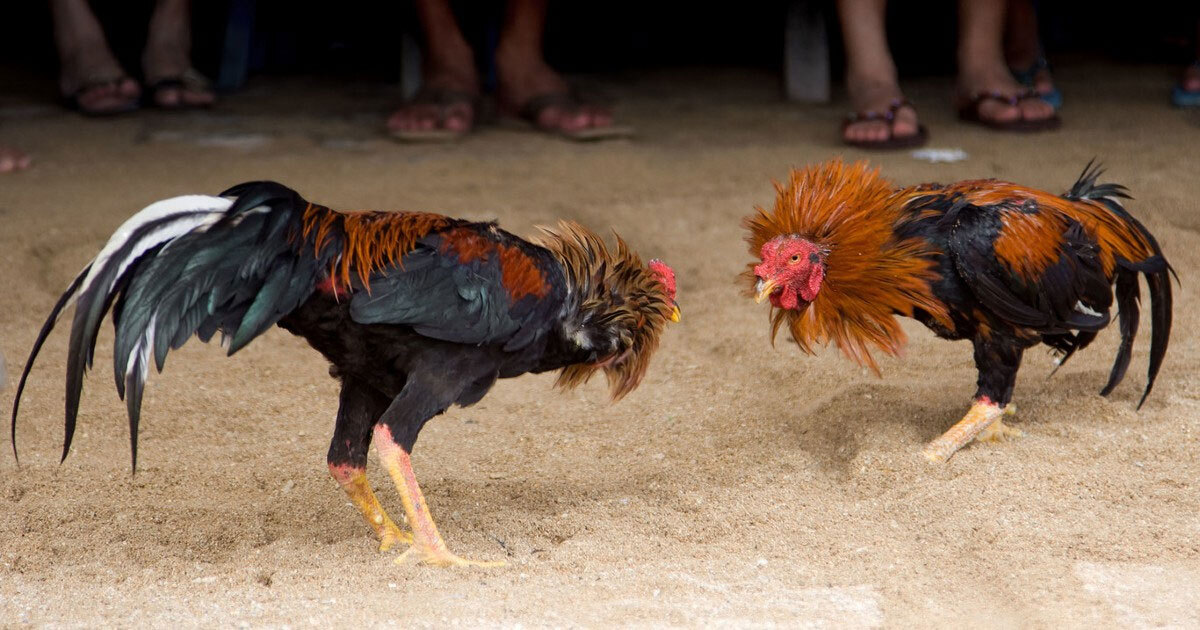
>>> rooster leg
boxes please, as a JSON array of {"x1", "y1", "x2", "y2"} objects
[
  {"x1": 921, "y1": 398, "x2": 1004, "y2": 463},
  {"x1": 373, "y1": 424, "x2": 504, "y2": 568},
  {"x1": 976, "y1": 404, "x2": 1023, "y2": 443},
  {"x1": 329, "y1": 376, "x2": 411, "y2": 551},
  {"x1": 329, "y1": 464, "x2": 412, "y2": 551},
  {"x1": 923, "y1": 337, "x2": 1026, "y2": 462}
]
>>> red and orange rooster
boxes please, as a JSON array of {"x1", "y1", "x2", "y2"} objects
[
  {"x1": 746, "y1": 160, "x2": 1172, "y2": 463},
  {"x1": 12, "y1": 181, "x2": 679, "y2": 566}
]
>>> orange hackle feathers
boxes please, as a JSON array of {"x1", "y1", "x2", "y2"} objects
[
  {"x1": 535, "y1": 222, "x2": 676, "y2": 401},
  {"x1": 301, "y1": 203, "x2": 450, "y2": 290},
  {"x1": 743, "y1": 159, "x2": 951, "y2": 372}
]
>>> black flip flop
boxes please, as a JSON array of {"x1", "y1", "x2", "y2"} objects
[
  {"x1": 841, "y1": 98, "x2": 929, "y2": 150},
  {"x1": 61, "y1": 77, "x2": 140, "y2": 117},
  {"x1": 512, "y1": 92, "x2": 634, "y2": 141},
  {"x1": 958, "y1": 89, "x2": 1062, "y2": 132},
  {"x1": 144, "y1": 68, "x2": 215, "y2": 110}
]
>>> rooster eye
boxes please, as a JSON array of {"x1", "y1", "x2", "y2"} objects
[{"x1": 788, "y1": 254, "x2": 801, "y2": 264}]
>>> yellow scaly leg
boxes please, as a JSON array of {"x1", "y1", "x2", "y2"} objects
[
  {"x1": 921, "y1": 398, "x2": 1004, "y2": 463},
  {"x1": 329, "y1": 463, "x2": 412, "y2": 551},
  {"x1": 373, "y1": 424, "x2": 504, "y2": 568},
  {"x1": 976, "y1": 404, "x2": 1023, "y2": 443}
]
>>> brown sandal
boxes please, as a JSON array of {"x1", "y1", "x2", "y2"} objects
[
  {"x1": 841, "y1": 98, "x2": 929, "y2": 150},
  {"x1": 957, "y1": 89, "x2": 1062, "y2": 132}
]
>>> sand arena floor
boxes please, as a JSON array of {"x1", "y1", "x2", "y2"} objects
[{"x1": 1, "y1": 66, "x2": 1198, "y2": 628}]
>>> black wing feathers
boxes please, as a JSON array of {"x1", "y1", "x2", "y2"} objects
[
  {"x1": 943, "y1": 164, "x2": 1173, "y2": 406},
  {"x1": 348, "y1": 227, "x2": 564, "y2": 352},
  {"x1": 947, "y1": 206, "x2": 1111, "y2": 335}
]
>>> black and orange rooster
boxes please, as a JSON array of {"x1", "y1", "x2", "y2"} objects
[
  {"x1": 746, "y1": 160, "x2": 1172, "y2": 463},
  {"x1": 12, "y1": 181, "x2": 679, "y2": 566}
]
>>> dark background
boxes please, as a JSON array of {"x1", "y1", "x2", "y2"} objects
[{"x1": 1, "y1": 1, "x2": 1196, "y2": 93}]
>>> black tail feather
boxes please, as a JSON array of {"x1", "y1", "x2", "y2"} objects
[
  {"x1": 1066, "y1": 159, "x2": 1133, "y2": 205},
  {"x1": 13, "y1": 184, "x2": 322, "y2": 472},
  {"x1": 62, "y1": 217, "x2": 184, "y2": 463},
  {"x1": 10, "y1": 265, "x2": 91, "y2": 465},
  {"x1": 125, "y1": 350, "x2": 146, "y2": 471},
  {"x1": 1139, "y1": 267, "x2": 1172, "y2": 409},
  {"x1": 1100, "y1": 270, "x2": 1140, "y2": 398},
  {"x1": 1066, "y1": 163, "x2": 1174, "y2": 407}
]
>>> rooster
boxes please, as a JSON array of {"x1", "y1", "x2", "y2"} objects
[
  {"x1": 746, "y1": 160, "x2": 1172, "y2": 463},
  {"x1": 11, "y1": 181, "x2": 680, "y2": 566}
]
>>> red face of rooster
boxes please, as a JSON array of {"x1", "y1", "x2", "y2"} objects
[
  {"x1": 753, "y1": 236, "x2": 826, "y2": 310},
  {"x1": 648, "y1": 259, "x2": 681, "y2": 322}
]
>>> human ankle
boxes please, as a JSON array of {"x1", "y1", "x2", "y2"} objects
[{"x1": 494, "y1": 39, "x2": 545, "y2": 75}]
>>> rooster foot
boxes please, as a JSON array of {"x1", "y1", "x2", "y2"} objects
[
  {"x1": 378, "y1": 525, "x2": 414, "y2": 552},
  {"x1": 395, "y1": 545, "x2": 506, "y2": 568},
  {"x1": 976, "y1": 418, "x2": 1023, "y2": 443}
]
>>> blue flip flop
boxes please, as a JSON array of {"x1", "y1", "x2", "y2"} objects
[
  {"x1": 1011, "y1": 55, "x2": 1063, "y2": 110},
  {"x1": 1171, "y1": 61, "x2": 1200, "y2": 108}
]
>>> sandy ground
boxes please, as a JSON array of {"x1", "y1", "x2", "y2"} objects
[{"x1": 1, "y1": 65, "x2": 1198, "y2": 628}]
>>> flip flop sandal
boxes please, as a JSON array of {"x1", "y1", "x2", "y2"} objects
[
  {"x1": 1010, "y1": 54, "x2": 1063, "y2": 109},
  {"x1": 511, "y1": 92, "x2": 634, "y2": 141},
  {"x1": 958, "y1": 89, "x2": 1062, "y2": 132},
  {"x1": 1171, "y1": 60, "x2": 1200, "y2": 108},
  {"x1": 145, "y1": 68, "x2": 215, "y2": 110},
  {"x1": 841, "y1": 98, "x2": 929, "y2": 150},
  {"x1": 61, "y1": 77, "x2": 140, "y2": 117},
  {"x1": 388, "y1": 89, "x2": 480, "y2": 142}
]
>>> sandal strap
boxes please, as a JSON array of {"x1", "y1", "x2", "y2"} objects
[
  {"x1": 410, "y1": 88, "x2": 478, "y2": 108},
  {"x1": 146, "y1": 68, "x2": 214, "y2": 95},
  {"x1": 966, "y1": 88, "x2": 1040, "y2": 107},
  {"x1": 1011, "y1": 53, "x2": 1052, "y2": 84},
  {"x1": 845, "y1": 98, "x2": 916, "y2": 123},
  {"x1": 61, "y1": 75, "x2": 132, "y2": 99}
]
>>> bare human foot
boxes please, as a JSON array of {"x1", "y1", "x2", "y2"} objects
[
  {"x1": 493, "y1": 0, "x2": 615, "y2": 135},
  {"x1": 51, "y1": 0, "x2": 140, "y2": 114},
  {"x1": 0, "y1": 145, "x2": 31, "y2": 173},
  {"x1": 142, "y1": 0, "x2": 215, "y2": 108},
  {"x1": 385, "y1": 56, "x2": 479, "y2": 137},
  {"x1": 835, "y1": 0, "x2": 922, "y2": 146},
  {"x1": 495, "y1": 50, "x2": 613, "y2": 134},
  {"x1": 386, "y1": 0, "x2": 479, "y2": 138},
  {"x1": 957, "y1": 0, "x2": 1055, "y2": 127},
  {"x1": 843, "y1": 75, "x2": 921, "y2": 145},
  {"x1": 957, "y1": 64, "x2": 1055, "y2": 126}
]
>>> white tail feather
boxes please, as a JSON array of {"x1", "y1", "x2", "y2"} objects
[{"x1": 78, "y1": 195, "x2": 233, "y2": 298}]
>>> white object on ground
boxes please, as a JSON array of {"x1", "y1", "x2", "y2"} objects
[{"x1": 911, "y1": 148, "x2": 969, "y2": 163}]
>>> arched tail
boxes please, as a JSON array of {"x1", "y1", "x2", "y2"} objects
[
  {"x1": 11, "y1": 183, "x2": 324, "y2": 471},
  {"x1": 1098, "y1": 256, "x2": 1172, "y2": 408}
]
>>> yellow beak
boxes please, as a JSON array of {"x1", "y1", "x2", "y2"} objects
[
  {"x1": 669, "y1": 304, "x2": 682, "y2": 323},
  {"x1": 754, "y1": 278, "x2": 779, "y2": 304}
]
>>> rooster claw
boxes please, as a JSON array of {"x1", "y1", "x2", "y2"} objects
[
  {"x1": 378, "y1": 527, "x2": 414, "y2": 552},
  {"x1": 395, "y1": 546, "x2": 507, "y2": 568},
  {"x1": 976, "y1": 418, "x2": 1023, "y2": 443}
]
